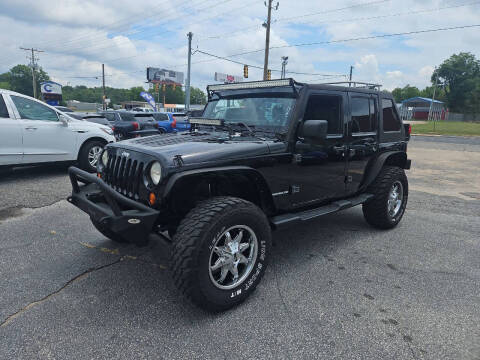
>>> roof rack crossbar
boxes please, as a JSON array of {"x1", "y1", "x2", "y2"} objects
[{"x1": 322, "y1": 81, "x2": 382, "y2": 90}]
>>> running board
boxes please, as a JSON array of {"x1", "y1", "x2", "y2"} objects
[{"x1": 271, "y1": 193, "x2": 374, "y2": 228}]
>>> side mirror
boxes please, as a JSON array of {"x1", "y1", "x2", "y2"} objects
[
  {"x1": 59, "y1": 114, "x2": 69, "y2": 126},
  {"x1": 301, "y1": 120, "x2": 328, "y2": 141}
]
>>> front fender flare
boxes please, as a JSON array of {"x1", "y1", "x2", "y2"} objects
[{"x1": 164, "y1": 166, "x2": 276, "y2": 213}]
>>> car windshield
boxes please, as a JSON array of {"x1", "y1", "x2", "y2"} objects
[{"x1": 202, "y1": 95, "x2": 295, "y2": 130}]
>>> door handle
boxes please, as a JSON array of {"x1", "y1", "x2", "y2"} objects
[{"x1": 25, "y1": 127, "x2": 38, "y2": 130}]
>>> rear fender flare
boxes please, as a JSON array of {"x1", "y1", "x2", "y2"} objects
[{"x1": 361, "y1": 151, "x2": 408, "y2": 190}]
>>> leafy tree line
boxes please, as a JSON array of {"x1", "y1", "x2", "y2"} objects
[
  {"x1": 392, "y1": 52, "x2": 480, "y2": 114},
  {"x1": 0, "y1": 64, "x2": 207, "y2": 106}
]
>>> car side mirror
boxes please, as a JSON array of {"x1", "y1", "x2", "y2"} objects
[
  {"x1": 301, "y1": 120, "x2": 328, "y2": 141},
  {"x1": 59, "y1": 114, "x2": 69, "y2": 126}
]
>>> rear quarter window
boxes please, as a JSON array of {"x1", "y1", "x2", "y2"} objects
[{"x1": 382, "y1": 99, "x2": 401, "y2": 132}]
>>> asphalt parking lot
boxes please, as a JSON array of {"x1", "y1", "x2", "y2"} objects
[{"x1": 0, "y1": 135, "x2": 479, "y2": 360}]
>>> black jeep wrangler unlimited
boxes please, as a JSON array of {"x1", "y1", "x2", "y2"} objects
[{"x1": 68, "y1": 79, "x2": 411, "y2": 311}]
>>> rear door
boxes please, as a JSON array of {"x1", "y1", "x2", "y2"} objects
[
  {"x1": 10, "y1": 94, "x2": 78, "y2": 163},
  {"x1": 0, "y1": 94, "x2": 23, "y2": 165},
  {"x1": 345, "y1": 92, "x2": 379, "y2": 195}
]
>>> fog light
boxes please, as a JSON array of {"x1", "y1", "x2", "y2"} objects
[{"x1": 149, "y1": 192, "x2": 156, "y2": 206}]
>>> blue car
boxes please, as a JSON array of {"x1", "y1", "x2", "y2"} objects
[{"x1": 151, "y1": 112, "x2": 190, "y2": 133}]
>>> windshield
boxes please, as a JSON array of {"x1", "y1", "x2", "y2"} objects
[{"x1": 203, "y1": 96, "x2": 295, "y2": 130}]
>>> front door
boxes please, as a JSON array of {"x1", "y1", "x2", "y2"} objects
[
  {"x1": 10, "y1": 95, "x2": 77, "y2": 164},
  {"x1": 290, "y1": 92, "x2": 348, "y2": 207},
  {"x1": 346, "y1": 93, "x2": 379, "y2": 195},
  {"x1": 0, "y1": 94, "x2": 23, "y2": 165}
]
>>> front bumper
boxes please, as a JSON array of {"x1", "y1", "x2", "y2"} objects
[{"x1": 67, "y1": 166, "x2": 159, "y2": 244}]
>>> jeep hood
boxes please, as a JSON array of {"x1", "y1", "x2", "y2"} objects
[{"x1": 111, "y1": 133, "x2": 275, "y2": 166}]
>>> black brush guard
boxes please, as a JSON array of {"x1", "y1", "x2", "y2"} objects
[{"x1": 67, "y1": 166, "x2": 159, "y2": 244}]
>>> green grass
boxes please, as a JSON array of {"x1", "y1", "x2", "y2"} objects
[{"x1": 411, "y1": 121, "x2": 480, "y2": 136}]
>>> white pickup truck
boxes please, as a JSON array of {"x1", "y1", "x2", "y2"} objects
[{"x1": 0, "y1": 89, "x2": 115, "y2": 172}]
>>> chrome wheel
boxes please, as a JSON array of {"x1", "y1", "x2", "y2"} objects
[
  {"x1": 388, "y1": 181, "x2": 404, "y2": 218},
  {"x1": 88, "y1": 145, "x2": 103, "y2": 167},
  {"x1": 208, "y1": 225, "x2": 258, "y2": 290}
]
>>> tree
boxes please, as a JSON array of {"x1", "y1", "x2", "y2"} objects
[
  {"x1": 391, "y1": 85, "x2": 421, "y2": 103},
  {"x1": 435, "y1": 52, "x2": 480, "y2": 112},
  {"x1": 189, "y1": 87, "x2": 207, "y2": 104},
  {"x1": 1, "y1": 64, "x2": 49, "y2": 97}
]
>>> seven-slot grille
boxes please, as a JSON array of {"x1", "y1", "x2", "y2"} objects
[{"x1": 103, "y1": 154, "x2": 144, "y2": 199}]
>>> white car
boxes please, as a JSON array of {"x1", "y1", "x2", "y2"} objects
[{"x1": 0, "y1": 89, "x2": 115, "y2": 172}]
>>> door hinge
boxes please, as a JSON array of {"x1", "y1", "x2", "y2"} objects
[{"x1": 345, "y1": 175, "x2": 353, "y2": 183}]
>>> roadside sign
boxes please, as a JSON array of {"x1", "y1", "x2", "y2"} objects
[{"x1": 214, "y1": 72, "x2": 243, "y2": 83}]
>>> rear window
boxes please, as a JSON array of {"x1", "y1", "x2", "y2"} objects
[
  {"x1": 382, "y1": 99, "x2": 401, "y2": 132},
  {"x1": 119, "y1": 113, "x2": 135, "y2": 121},
  {"x1": 0, "y1": 95, "x2": 9, "y2": 118},
  {"x1": 153, "y1": 113, "x2": 169, "y2": 121},
  {"x1": 134, "y1": 114, "x2": 155, "y2": 121}
]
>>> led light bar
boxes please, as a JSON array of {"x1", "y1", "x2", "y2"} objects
[
  {"x1": 207, "y1": 79, "x2": 292, "y2": 92},
  {"x1": 189, "y1": 117, "x2": 224, "y2": 126}
]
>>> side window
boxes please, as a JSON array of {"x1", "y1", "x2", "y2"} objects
[
  {"x1": 304, "y1": 95, "x2": 342, "y2": 135},
  {"x1": 11, "y1": 96, "x2": 58, "y2": 121},
  {"x1": 351, "y1": 96, "x2": 377, "y2": 133},
  {"x1": 382, "y1": 99, "x2": 401, "y2": 132},
  {"x1": 104, "y1": 113, "x2": 116, "y2": 122},
  {"x1": 0, "y1": 95, "x2": 9, "y2": 118}
]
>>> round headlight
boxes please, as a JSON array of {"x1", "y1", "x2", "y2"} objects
[
  {"x1": 101, "y1": 150, "x2": 109, "y2": 166},
  {"x1": 150, "y1": 162, "x2": 162, "y2": 185}
]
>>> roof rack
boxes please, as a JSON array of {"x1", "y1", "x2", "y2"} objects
[{"x1": 322, "y1": 81, "x2": 382, "y2": 90}]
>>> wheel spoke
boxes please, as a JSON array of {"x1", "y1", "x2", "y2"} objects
[
  {"x1": 218, "y1": 266, "x2": 229, "y2": 283},
  {"x1": 238, "y1": 254, "x2": 249, "y2": 264},
  {"x1": 210, "y1": 258, "x2": 223, "y2": 271},
  {"x1": 238, "y1": 242, "x2": 250, "y2": 253},
  {"x1": 213, "y1": 246, "x2": 224, "y2": 256},
  {"x1": 231, "y1": 263, "x2": 239, "y2": 280},
  {"x1": 232, "y1": 230, "x2": 243, "y2": 244}
]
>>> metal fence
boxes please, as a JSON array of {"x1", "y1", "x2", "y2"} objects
[{"x1": 447, "y1": 113, "x2": 480, "y2": 122}]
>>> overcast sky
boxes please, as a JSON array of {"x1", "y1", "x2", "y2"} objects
[{"x1": 1, "y1": 0, "x2": 479, "y2": 92}]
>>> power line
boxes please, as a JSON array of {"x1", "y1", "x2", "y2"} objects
[
  {"x1": 197, "y1": 0, "x2": 480, "y2": 42},
  {"x1": 42, "y1": 0, "x2": 236, "y2": 55},
  {"x1": 194, "y1": 49, "x2": 345, "y2": 77},
  {"x1": 197, "y1": 0, "x2": 392, "y2": 40},
  {"x1": 275, "y1": 0, "x2": 391, "y2": 23},
  {"x1": 223, "y1": 23, "x2": 480, "y2": 57}
]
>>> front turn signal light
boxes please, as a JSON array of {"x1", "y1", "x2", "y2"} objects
[{"x1": 149, "y1": 192, "x2": 156, "y2": 206}]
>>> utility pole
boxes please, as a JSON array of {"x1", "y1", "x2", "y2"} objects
[
  {"x1": 102, "y1": 63, "x2": 106, "y2": 110},
  {"x1": 281, "y1": 56, "x2": 288, "y2": 79},
  {"x1": 349, "y1": 65, "x2": 354, "y2": 87},
  {"x1": 185, "y1": 32, "x2": 193, "y2": 112},
  {"x1": 263, "y1": 1, "x2": 279, "y2": 80},
  {"x1": 428, "y1": 67, "x2": 439, "y2": 131},
  {"x1": 20, "y1": 47, "x2": 44, "y2": 98}
]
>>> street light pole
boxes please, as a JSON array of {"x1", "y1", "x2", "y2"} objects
[
  {"x1": 185, "y1": 32, "x2": 193, "y2": 112},
  {"x1": 281, "y1": 56, "x2": 288, "y2": 79}
]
